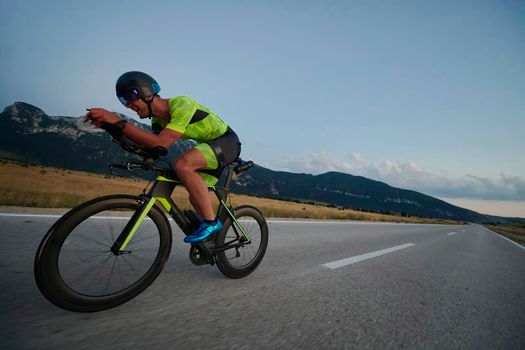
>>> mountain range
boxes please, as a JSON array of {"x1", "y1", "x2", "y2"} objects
[{"x1": 0, "y1": 102, "x2": 519, "y2": 223}]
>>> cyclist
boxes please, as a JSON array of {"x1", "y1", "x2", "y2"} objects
[{"x1": 86, "y1": 71, "x2": 241, "y2": 244}]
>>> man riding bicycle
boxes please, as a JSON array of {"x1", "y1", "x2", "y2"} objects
[{"x1": 86, "y1": 71, "x2": 241, "y2": 244}]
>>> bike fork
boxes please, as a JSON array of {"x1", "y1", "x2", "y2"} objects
[{"x1": 110, "y1": 196, "x2": 156, "y2": 255}]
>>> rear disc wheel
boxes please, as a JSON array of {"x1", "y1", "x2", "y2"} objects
[{"x1": 215, "y1": 205, "x2": 268, "y2": 278}]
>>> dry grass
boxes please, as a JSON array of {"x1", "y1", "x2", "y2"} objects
[
  {"x1": 0, "y1": 162, "x2": 193, "y2": 208},
  {"x1": 484, "y1": 223, "x2": 525, "y2": 245},
  {"x1": 0, "y1": 162, "x2": 460, "y2": 224},
  {"x1": 226, "y1": 194, "x2": 457, "y2": 224}
]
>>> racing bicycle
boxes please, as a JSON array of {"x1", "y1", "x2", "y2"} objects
[{"x1": 34, "y1": 123, "x2": 268, "y2": 312}]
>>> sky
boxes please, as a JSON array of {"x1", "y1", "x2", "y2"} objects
[{"x1": 1, "y1": 0, "x2": 524, "y2": 217}]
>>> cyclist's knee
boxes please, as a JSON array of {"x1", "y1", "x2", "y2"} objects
[
  {"x1": 174, "y1": 150, "x2": 207, "y2": 176},
  {"x1": 174, "y1": 158, "x2": 192, "y2": 177},
  {"x1": 174, "y1": 155, "x2": 203, "y2": 177}
]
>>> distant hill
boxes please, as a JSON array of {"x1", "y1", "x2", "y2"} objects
[
  {"x1": 228, "y1": 166, "x2": 506, "y2": 223},
  {"x1": 0, "y1": 102, "x2": 518, "y2": 224}
]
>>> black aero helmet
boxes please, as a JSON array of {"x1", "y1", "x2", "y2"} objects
[{"x1": 115, "y1": 71, "x2": 161, "y2": 106}]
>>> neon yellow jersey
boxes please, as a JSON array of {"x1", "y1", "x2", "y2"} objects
[{"x1": 151, "y1": 96, "x2": 228, "y2": 142}]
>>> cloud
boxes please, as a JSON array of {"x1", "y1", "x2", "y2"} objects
[
  {"x1": 281, "y1": 152, "x2": 353, "y2": 174},
  {"x1": 279, "y1": 152, "x2": 525, "y2": 201}
]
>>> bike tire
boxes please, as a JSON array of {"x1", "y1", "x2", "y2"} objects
[
  {"x1": 34, "y1": 195, "x2": 172, "y2": 312},
  {"x1": 215, "y1": 205, "x2": 268, "y2": 279}
]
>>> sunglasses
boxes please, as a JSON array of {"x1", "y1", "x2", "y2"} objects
[{"x1": 117, "y1": 88, "x2": 140, "y2": 106}]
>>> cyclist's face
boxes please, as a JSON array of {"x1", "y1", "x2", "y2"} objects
[{"x1": 125, "y1": 99, "x2": 148, "y2": 118}]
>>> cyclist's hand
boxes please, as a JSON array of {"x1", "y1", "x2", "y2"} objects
[{"x1": 86, "y1": 108, "x2": 121, "y2": 128}]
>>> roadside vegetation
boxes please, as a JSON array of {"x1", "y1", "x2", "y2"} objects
[
  {"x1": 0, "y1": 161, "x2": 461, "y2": 224},
  {"x1": 483, "y1": 223, "x2": 525, "y2": 246}
]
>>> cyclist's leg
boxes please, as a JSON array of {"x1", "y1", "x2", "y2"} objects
[
  {"x1": 174, "y1": 148, "x2": 215, "y2": 221},
  {"x1": 174, "y1": 129, "x2": 241, "y2": 241}
]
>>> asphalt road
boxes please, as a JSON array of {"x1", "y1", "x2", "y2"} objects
[{"x1": 1, "y1": 214, "x2": 524, "y2": 349}]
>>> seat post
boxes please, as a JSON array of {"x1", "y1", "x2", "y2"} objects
[
  {"x1": 215, "y1": 164, "x2": 236, "y2": 222},
  {"x1": 223, "y1": 164, "x2": 236, "y2": 190}
]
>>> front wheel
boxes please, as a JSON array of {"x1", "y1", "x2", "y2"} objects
[
  {"x1": 215, "y1": 205, "x2": 268, "y2": 278},
  {"x1": 34, "y1": 195, "x2": 172, "y2": 312}
]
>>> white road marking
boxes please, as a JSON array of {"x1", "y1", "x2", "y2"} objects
[
  {"x1": 267, "y1": 220, "x2": 451, "y2": 226},
  {"x1": 0, "y1": 213, "x2": 463, "y2": 227},
  {"x1": 0, "y1": 213, "x2": 333, "y2": 223},
  {"x1": 0, "y1": 213, "x2": 128, "y2": 219},
  {"x1": 484, "y1": 227, "x2": 525, "y2": 251},
  {"x1": 0, "y1": 213, "x2": 63, "y2": 218},
  {"x1": 447, "y1": 232, "x2": 456, "y2": 235},
  {"x1": 323, "y1": 243, "x2": 416, "y2": 269}
]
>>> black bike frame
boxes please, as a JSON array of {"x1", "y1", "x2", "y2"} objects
[{"x1": 110, "y1": 165, "x2": 251, "y2": 255}]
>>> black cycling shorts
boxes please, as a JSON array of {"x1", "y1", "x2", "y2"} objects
[{"x1": 206, "y1": 127, "x2": 241, "y2": 168}]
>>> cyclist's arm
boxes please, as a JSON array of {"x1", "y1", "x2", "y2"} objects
[
  {"x1": 121, "y1": 123, "x2": 181, "y2": 149},
  {"x1": 86, "y1": 108, "x2": 182, "y2": 149}
]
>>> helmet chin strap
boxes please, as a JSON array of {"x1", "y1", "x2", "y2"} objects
[{"x1": 141, "y1": 97, "x2": 154, "y2": 119}]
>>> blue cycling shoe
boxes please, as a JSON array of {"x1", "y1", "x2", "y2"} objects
[{"x1": 184, "y1": 218, "x2": 223, "y2": 244}]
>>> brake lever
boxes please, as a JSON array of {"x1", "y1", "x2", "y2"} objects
[
  {"x1": 109, "y1": 163, "x2": 126, "y2": 177},
  {"x1": 126, "y1": 159, "x2": 153, "y2": 169}
]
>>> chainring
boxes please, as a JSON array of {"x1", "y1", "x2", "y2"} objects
[{"x1": 189, "y1": 245, "x2": 209, "y2": 266}]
